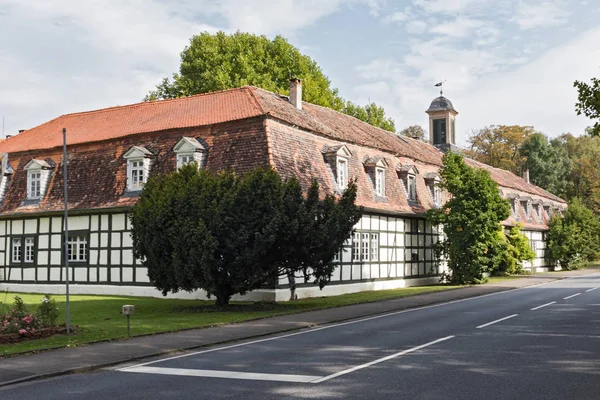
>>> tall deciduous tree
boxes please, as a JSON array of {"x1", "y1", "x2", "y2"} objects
[
  {"x1": 427, "y1": 152, "x2": 511, "y2": 284},
  {"x1": 466, "y1": 125, "x2": 535, "y2": 175},
  {"x1": 574, "y1": 77, "x2": 600, "y2": 136},
  {"x1": 519, "y1": 133, "x2": 571, "y2": 197},
  {"x1": 146, "y1": 31, "x2": 395, "y2": 132},
  {"x1": 398, "y1": 125, "x2": 427, "y2": 141}
]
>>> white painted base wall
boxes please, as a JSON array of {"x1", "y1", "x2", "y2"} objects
[{"x1": 0, "y1": 276, "x2": 441, "y2": 303}]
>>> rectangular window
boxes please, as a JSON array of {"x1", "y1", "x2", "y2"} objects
[
  {"x1": 337, "y1": 158, "x2": 348, "y2": 190},
  {"x1": 434, "y1": 185, "x2": 441, "y2": 205},
  {"x1": 68, "y1": 235, "x2": 87, "y2": 262},
  {"x1": 177, "y1": 154, "x2": 194, "y2": 169},
  {"x1": 352, "y1": 232, "x2": 361, "y2": 261},
  {"x1": 408, "y1": 175, "x2": 416, "y2": 201},
  {"x1": 130, "y1": 160, "x2": 145, "y2": 190},
  {"x1": 12, "y1": 238, "x2": 21, "y2": 263},
  {"x1": 370, "y1": 233, "x2": 379, "y2": 261},
  {"x1": 375, "y1": 168, "x2": 385, "y2": 196},
  {"x1": 24, "y1": 237, "x2": 35, "y2": 263},
  {"x1": 28, "y1": 171, "x2": 41, "y2": 199},
  {"x1": 361, "y1": 233, "x2": 370, "y2": 261}
]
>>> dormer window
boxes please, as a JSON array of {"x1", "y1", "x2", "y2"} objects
[
  {"x1": 0, "y1": 153, "x2": 13, "y2": 203},
  {"x1": 337, "y1": 158, "x2": 348, "y2": 189},
  {"x1": 532, "y1": 200, "x2": 542, "y2": 221},
  {"x1": 24, "y1": 159, "x2": 53, "y2": 201},
  {"x1": 520, "y1": 198, "x2": 531, "y2": 220},
  {"x1": 322, "y1": 144, "x2": 352, "y2": 192},
  {"x1": 543, "y1": 203, "x2": 552, "y2": 219},
  {"x1": 173, "y1": 137, "x2": 209, "y2": 169},
  {"x1": 424, "y1": 172, "x2": 442, "y2": 206},
  {"x1": 507, "y1": 194, "x2": 519, "y2": 218},
  {"x1": 397, "y1": 164, "x2": 419, "y2": 202},
  {"x1": 123, "y1": 146, "x2": 154, "y2": 192},
  {"x1": 363, "y1": 156, "x2": 388, "y2": 197},
  {"x1": 376, "y1": 168, "x2": 385, "y2": 196}
]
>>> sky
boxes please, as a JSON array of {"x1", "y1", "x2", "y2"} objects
[{"x1": 1, "y1": 0, "x2": 599, "y2": 146}]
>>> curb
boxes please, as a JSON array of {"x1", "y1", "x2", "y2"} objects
[{"x1": 1, "y1": 270, "x2": 598, "y2": 388}]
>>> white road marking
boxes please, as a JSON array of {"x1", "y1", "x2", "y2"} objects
[
  {"x1": 563, "y1": 293, "x2": 581, "y2": 300},
  {"x1": 530, "y1": 301, "x2": 556, "y2": 311},
  {"x1": 120, "y1": 272, "x2": 600, "y2": 371},
  {"x1": 476, "y1": 314, "x2": 518, "y2": 329},
  {"x1": 120, "y1": 366, "x2": 322, "y2": 383},
  {"x1": 310, "y1": 336, "x2": 455, "y2": 384},
  {"x1": 586, "y1": 287, "x2": 599, "y2": 293}
]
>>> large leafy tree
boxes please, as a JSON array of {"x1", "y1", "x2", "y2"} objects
[
  {"x1": 519, "y1": 133, "x2": 571, "y2": 197},
  {"x1": 146, "y1": 31, "x2": 396, "y2": 132},
  {"x1": 574, "y1": 77, "x2": 600, "y2": 136},
  {"x1": 547, "y1": 198, "x2": 600, "y2": 270},
  {"x1": 466, "y1": 125, "x2": 535, "y2": 175},
  {"x1": 558, "y1": 133, "x2": 600, "y2": 212},
  {"x1": 427, "y1": 152, "x2": 511, "y2": 284},
  {"x1": 131, "y1": 164, "x2": 361, "y2": 305}
]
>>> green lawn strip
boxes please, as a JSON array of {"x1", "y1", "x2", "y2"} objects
[{"x1": 0, "y1": 284, "x2": 462, "y2": 356}]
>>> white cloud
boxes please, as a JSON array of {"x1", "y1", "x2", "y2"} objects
[
  {"x1": 430, "y1": 16, "x2": 483, "y2": 37},
  {"x1": 384, "y1": 11, "x2": 409, "y2": 23},
  {"x1": 513, "y1": 0, "x2": 570, "y2": 30},
  {"x1": 413, "y1": 0, "x2": 491, "y2": 14},
  {"x1": 406, "y1": 20, "x2": 428, "y2": 34}
]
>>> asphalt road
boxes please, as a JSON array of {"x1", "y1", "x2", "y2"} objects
[{"x1": 2, "y1": 273, "x2": 600, "y2": 400}]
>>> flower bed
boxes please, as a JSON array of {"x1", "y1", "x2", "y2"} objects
[
  {"x1": 0, "y1": 325, "x2": 74, "y2": 344},
  {"x1": 0, "y1": 295, "x2": 62, "y2": 344}
]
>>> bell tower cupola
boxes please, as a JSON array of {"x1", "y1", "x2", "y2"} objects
[{"x1": 426, "y1": 90, "x2": 458, "y2": 152}]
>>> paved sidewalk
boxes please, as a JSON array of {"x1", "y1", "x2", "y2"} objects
[{"x1": 0, "y1": 269, "x2": 597, "y2": 387}]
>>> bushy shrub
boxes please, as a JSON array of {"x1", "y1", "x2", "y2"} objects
[
  {"x1": 548, "y1": 198, "x2": 600, "y2": 270},
  {"x1": 37, "y1": 295, "x2": 60, "y2": 327},
  {"x1": 0, "y1": 296, "x2": 42, "y2": 335}
]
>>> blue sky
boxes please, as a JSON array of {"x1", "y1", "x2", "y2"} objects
[{"x1": 1, "y1": 0, "x2": 599, "y2": 146}]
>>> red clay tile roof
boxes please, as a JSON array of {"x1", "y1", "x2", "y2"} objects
[
  {"x1": 0, "y1": 85, "x2": 565, "y2": 204},
  {"x1": 0, "y1": 87, "x2": 264, "y2": 154}
]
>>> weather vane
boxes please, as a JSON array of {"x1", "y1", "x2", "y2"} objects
[{"x1": 434, "y1": 80, "x2": 446, "y2": 96}]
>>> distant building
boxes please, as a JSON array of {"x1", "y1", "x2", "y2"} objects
[{"x1": 0, "y1": 80, "x2": 566, "y2": 300}]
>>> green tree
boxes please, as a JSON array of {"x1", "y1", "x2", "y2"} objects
[
  {"x1": 519, "y1": 133, "x2": 571, "y2": 196},
  {"x1": 466, "y1": 125, "x2": 535, "y2": 175},
  {"x1": 146, "y1": 31, "x2": 395, "y2": 131},
  {"x1": 494, "y1": 224, "x2": 536, "y2": 275},
  {"x1": 427, "y1": 151, "x2": 511, "y2": 284},
  {"x1": 574, "y1": 77, "x2": 600, "y2": 136},
  {"x1": 131, "y1": 164, "x2": 362, "y2": 305},
  {"x1": 557, "y1": 133, "x2": 600, "y2": 212},
  {"x1": 275, "y1": 178, "x2": 362, "y2": 300},
  {"x1": 547, "y1": 198, "x2": 600, "y2": 270},
  {"x1": 399, "y1": 125, "x2": 427, "y2": 141},
  {"x1": 131, "y1": 165, "x2": 284, "y2": 306},
  {"x1": 343, "y1": 101, "x2": 396, "y2": 132}
]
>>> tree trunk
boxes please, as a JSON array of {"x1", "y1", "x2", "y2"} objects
[
  {"x1": 287, "y1": 271, "x2": 298, "y2": 301},
  {"x1": 214, "y1": 284, "x2": 232, "y2": 308}
]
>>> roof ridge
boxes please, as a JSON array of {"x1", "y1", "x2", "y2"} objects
[
  {"x1": 246, "y1": 87, "x2": 267, "y2": 115},
  {"x1": 58, "y1": 86, "x2": 254, "y2": 119}
]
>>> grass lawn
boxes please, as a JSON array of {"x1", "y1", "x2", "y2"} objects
[{"x1": 0, "y1": 284, "x2": 462, "y2": 356}]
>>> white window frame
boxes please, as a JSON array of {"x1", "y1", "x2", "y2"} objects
[
  {"x1": 352, "y1": 232, "x2": 361, "y2": 261},
  {"x1": 361, "y1": 233, "x2": 370, "y2": 261},
  {"x1": 375, "y1": 167, "x2": 385, "y2": 196},
  {"x1": 433, "y1": 183, "x2": 442, "y2": 206},
  {"x1": 28, "y1": 170, "x2": 41, "y2": 199},
  {"x1": 177, "y1": 153, "x2": 195, "y2": 169},
  {"x1": 12, "y1": 238, "x2": 21, "y2": 263},
  {"x1": 68, "y1": 235, "x2": 88, "y2": 262},
  {"x1": 24, "y1": 237, "x2": 35, "y2": 263},
  {"x1": 129, "y1": 159, "x2": 145, "y2": 190},
  {"x1": 370, "y1": 233, "x2": 379, "y2": 261},
  {"x1": 407, "y1": 174, "x2": 417, "y2": 201},
  {"x1": 337, "y1": 158, "x2": 348, "y2": 190}
]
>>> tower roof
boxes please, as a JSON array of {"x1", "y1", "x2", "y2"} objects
[{"x1": 426, "y1": 96, "x2": 457, "y2": 113}]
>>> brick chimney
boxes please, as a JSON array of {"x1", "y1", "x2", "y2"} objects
[
  {"x1": 289, "y1": 78, "x2": 302, "y2": 110},
  {"x1": 523, "y1": 169, "x2": 530, "y2": 184}
]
